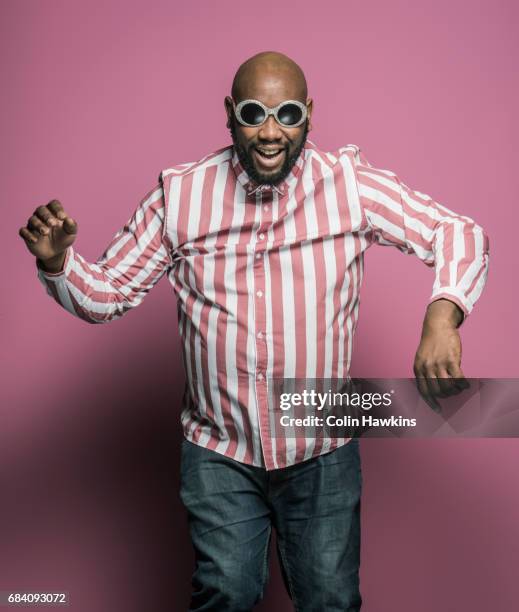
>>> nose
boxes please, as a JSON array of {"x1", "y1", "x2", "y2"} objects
[{"x1": 258, "y1": 114, "x2": 283, "y2": 140}]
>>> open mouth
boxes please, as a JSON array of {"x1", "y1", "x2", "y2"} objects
[{"x1": 253, "y1": 147, "x2": 285, "y2": 168}]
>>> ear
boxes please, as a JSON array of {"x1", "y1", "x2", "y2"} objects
[
  {"x1": 306, "y1": 97, "x2": 313, "y2": 132},
  {"x1": 224, "y1": 96, "x2": 234, "y2": 129}
]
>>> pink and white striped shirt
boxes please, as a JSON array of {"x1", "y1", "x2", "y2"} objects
[{"x1": 37, "y1": 140, "x2": 489, "y2": 469}]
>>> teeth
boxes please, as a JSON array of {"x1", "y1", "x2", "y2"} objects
[{"x1": 257, "y1": 149, "x2": 282, "y2": 157}]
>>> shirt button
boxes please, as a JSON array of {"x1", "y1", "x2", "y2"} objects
[
  {"x1": 256, "y1": 290, "x2": 263, "y2": 298},
  {"x1": 257, "y1": 331, "x2": 263, "y2": 339},
  {"x1": 263, "y1": 205, "x2": 269, "y2": 212},
  {"x1": 258, "y1": 233, "x2": 265, "y2": 240},
  {"x1": 257, "y1": 373, "x2": 264, "y2": 381},
  {"x1": 255, "y1": 253, "x2": 262, "y2": 260}
]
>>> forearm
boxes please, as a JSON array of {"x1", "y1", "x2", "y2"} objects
[
  {"x1": 36, "y1": 184, "x2": 172, "y2": 324},
  {"x1": 36, "y1": 246, "x2": 135, "y2": 324},
  {"x1": 422, "y1": 298, "x2": 464, "y2": 331}
]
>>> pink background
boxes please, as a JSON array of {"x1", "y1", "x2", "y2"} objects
[{"x1": 2, "y1": 0, "x2": 518, "y2": 610}]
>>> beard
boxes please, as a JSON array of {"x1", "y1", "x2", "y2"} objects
[{"x1": 229, "y1": 118, "x2": 309, "y2": 186}]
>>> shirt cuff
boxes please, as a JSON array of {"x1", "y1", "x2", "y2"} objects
[{"x1": 427, "y1": 287, "x2": 470, "y2": 326}]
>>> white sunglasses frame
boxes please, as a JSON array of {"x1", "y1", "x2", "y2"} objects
[{"x1": 233, "y1": 99, "x2": 308, "y2": 128}]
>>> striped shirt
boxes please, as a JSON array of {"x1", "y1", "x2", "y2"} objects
[{"x1": 37, "y1": 140, "x2": 489, "y2": 469}]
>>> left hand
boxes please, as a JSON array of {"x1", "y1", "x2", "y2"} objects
[{"x1": 413, "y1": 299, "x2": 470, "y2": 410}]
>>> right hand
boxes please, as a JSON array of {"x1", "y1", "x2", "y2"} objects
[{"x1": 19, "y1": 200, "x2": 78, "y2": 272}]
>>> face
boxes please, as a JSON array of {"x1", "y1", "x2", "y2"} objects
[{"x1": 225, "y1": 74, "x2": 313, "y2": 185}]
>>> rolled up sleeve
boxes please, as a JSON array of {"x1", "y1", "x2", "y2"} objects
[{"x1": 351, "y1": 147, "x2": 489, "y2": 322}]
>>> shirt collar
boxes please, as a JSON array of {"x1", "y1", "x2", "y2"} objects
[{"x1": 231, "y1": 142, "x2": 309, "y2": 197}]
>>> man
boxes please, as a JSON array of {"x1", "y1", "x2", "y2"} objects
[{"x1": 19, "y1": 51, "x2": 489, "y2": 611}]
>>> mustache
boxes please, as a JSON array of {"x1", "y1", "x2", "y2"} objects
[
  {"x1": 248, "y1": 142, "x2": 289, "y2": 152},
  {"x1": 247, "y1": 140, "x2": 290, "y2": 151}
]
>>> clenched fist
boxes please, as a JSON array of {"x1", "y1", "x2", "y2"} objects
[{"x1": 19, "y1": 200, "x2": 77, "y2": 273}]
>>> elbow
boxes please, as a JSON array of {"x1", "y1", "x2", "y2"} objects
[
  {"x1": 68, "y1": 280, "x2": 136, "y2": 324},
  {"x1": 74, "y1": 309, "x2": 118, "y2": 325},
  {"x1": 481, "y1": 226, "x2": 490, "y2": 255},
  {"x1": 82, "y1": 315, "x2": 113, "y2": 325},
  {"x1": 73, "y1": 298, "x2": 126, "y2": 325},
  {"x1": 471, "y1": 221, "x2": 490, "y2": 255}
]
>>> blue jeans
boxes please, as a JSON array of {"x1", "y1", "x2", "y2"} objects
[{"x1": 180, "y1": 439, "x2": 362, "y2": 611}]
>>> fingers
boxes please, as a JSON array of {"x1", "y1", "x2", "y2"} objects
[
  {"x1": 414, "y1": 373, "x2": 441, "y2": 412},
  {"x1": 47, "y1": 200, "x2": 67, "y2": 220},
  {"x1": 415, "y1": 359, "x2": 443, "y2": 392},
  {"x1": 435, "y1": 367, "x2": 462, "y2": 397},
  {"x1": 414, "y1": 359, "x2": 470, "y2": 413},
  {"x1": 19, "y1": 226, "x2": 39, "y2": 244},
  {"x1": 447, "y1": 362, "x2": 470, "y2": 391},
  {"x1": 27, "y1": 212, "x2": 51, "y2": 237},
  {"x1": 46, "y1": 200, "x2": 77, "y2": 234},
  {"x1": 31, "y1": 200, "x2": 73, "y2": 228},
  {"x1": 19, "y1": 200, "x2": 77, "y2": 247},
  {"x1": 62, "y1": 215, "x2": 78, "y2": 235},
  {"x1": 24, "y1": 201, "x2": 59, "y2": 237}
]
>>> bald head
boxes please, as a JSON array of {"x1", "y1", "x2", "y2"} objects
[{"x1": 231, "y1": 51, "x2": 308, "y2": 103}]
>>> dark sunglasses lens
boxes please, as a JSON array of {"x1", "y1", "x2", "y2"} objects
[
  {"x1": 240, "y1": 103, "x2": 266, "y2": 125},
  {"x1": 277, "y1": 103, "x2": 303, "y2": 126}
]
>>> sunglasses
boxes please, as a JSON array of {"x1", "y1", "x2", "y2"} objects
[{"x1": 233, "y1": 99, "x2": 307, "y2": 128}]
